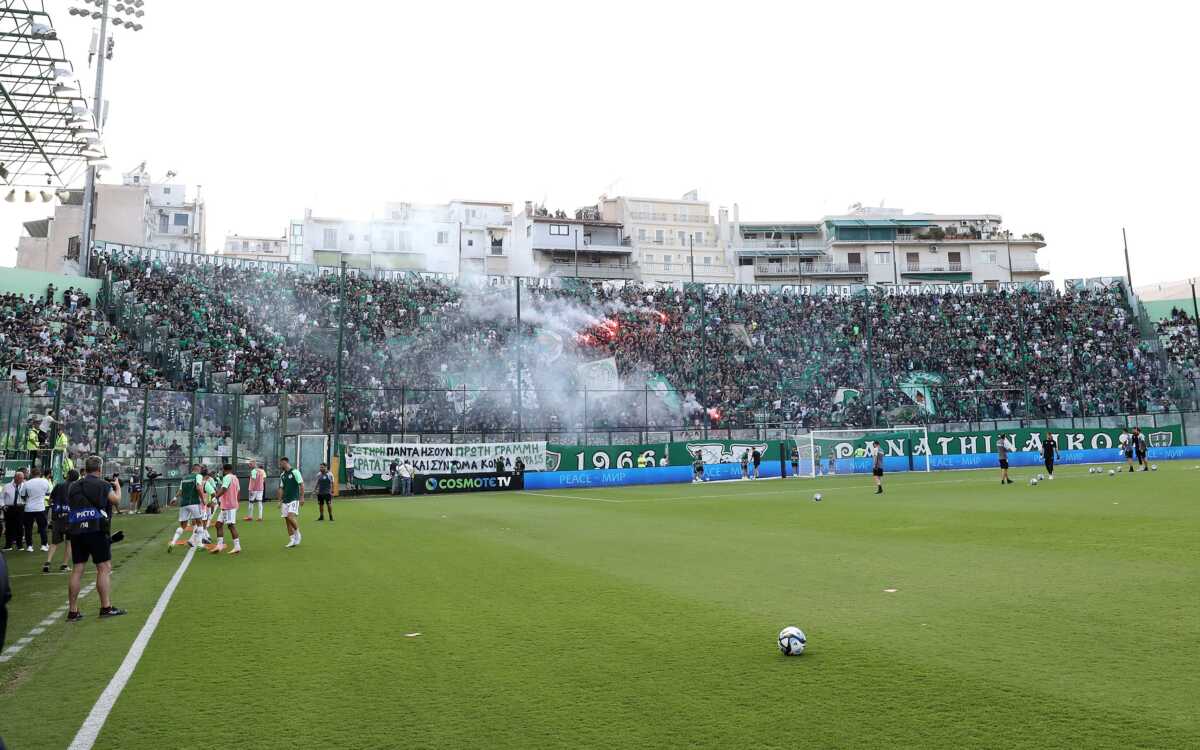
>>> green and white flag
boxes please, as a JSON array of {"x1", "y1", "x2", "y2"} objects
[
  {"x1": 833, "y1": 387, "x2": 861, "y2": 407},
  {"x1": 645, "y1": 372, "x2": 682, "y2": 412},
  {"x1": 533, "y1": 328, "x2": 563, "y2": 363},
  {"x1": 899, "y1": 371, "x2": 942, "y2": 414},
  {"x1": 578, "y1": 357, "x2": 620, "y2": 392}
]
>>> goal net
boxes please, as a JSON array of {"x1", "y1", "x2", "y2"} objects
[{"x1": 790, "y1": 426, "x2": 930, "y2": 478}]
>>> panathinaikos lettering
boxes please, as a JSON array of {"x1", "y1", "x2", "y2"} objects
[{"x1": 810, "y1": 426, "x2": 1182, "y2": 459}]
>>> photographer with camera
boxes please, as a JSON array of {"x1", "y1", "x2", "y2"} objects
[{"x1": 66, "y1": 456, "x2": 126, "y2": 622}]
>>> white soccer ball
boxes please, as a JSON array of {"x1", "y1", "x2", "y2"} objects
[
  {"x1": 1036, "y1": 473, "x2": 1045, "y2": 481},
  {"x1": 813, "y1": 493, "x2": 822, "y2": 502},
  {"x1": 778, "y1": 626, "x2": 807, "y2": 656},
  {"x1": 1030, "y1": 477, "x2": 1038, "y2": 486},
  {"x1": 1151, "y1": 464, "x2": 1158, "y2": 471},
  {"x1": 1108, "y1": 469, "x2": 1115, "y2": 476}
]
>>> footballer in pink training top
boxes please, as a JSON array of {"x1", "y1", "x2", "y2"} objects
[
  {"x1": 212, "y1": 463, "x2": 242, "y2": 555},
  {"x1": 244, "y1": 460, "x2": 266, "y2": 522}
]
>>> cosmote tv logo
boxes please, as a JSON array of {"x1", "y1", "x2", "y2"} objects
[{"x1": 423, "y1": 476, "x2": 514, "y2": 493}]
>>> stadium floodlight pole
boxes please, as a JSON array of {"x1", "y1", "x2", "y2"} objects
[
  {"x1": 864, "y1": 294, "x2": 877, "y2": 427},
  {"x1": 1006, "y1": 231, "x2": 1013, "y2": 283},
  {"x1": 1191, "y1": 278, "x2": 1200, "y2": 344},
  {"x1": 1122, "y1": 227, "x2": 1132, "y2": 291},
  {"x1": 689, "y1": 235, "x2": 695, "y2": 283},
  {"x1": 79, "y1": 0, "x2": 111, "y2": 273},
  {"x1": 515, "y1": 275, "x2": 523, "y2": 439},
  {"x1": 330, "y1": 258, "x2": 347, "y2": 467}
]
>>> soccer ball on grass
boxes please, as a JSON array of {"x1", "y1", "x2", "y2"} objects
[
  {"x1": 812, "y1": 493, "x2": 822, "y2": 502},
  {"x1": 1029, "y1": 477, "x2": 1038, "y2": 486},
  {"x1": 1150, "y1": 464, "x2": 1158, "y2": 471},
  {"x1": 1108, "y1": 469, "x2": 1115, "y2": 476},
  {"x1": 778, "y1": 626, "x2": 807, "y2": 655}
]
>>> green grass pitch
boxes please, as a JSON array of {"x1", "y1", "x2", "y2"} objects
[{"x1": 2, "y1": 464, "x2": 1198, "y2": 749}]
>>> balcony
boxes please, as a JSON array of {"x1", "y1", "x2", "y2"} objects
[
  {"x1": 547, "y1": 259, "x2": 638, "y2": 280},
  {"x1": 903, "y1": 261, "x2": 967, "y2": 273},
  {"x1": 1009, "y1": 262, "x2": 1049, "y2": 275},
  {"x1": 754, "y1": 261, "x2": 866, "y2": 276},
  {"x1": 630, "y1": 212, "x2": 712, "y2": 224},
  {"x1": 636, "y1": 237, "x2": 717, "y2": 249}
]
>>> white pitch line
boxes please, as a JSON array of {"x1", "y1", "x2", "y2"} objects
[
  {"x1": 67, "y1": 545, "x2": 195, "y2": 750},
  {"x1": 519, "y1": 490, "x2": 623, "y2": 503},
  {"x1": 0, "y1": 596, "x2": 88, "y2": 663}
]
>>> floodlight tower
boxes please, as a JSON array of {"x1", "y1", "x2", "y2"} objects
[{"x1": 69, "y1": 0, "x2": 147, "y2": 271}]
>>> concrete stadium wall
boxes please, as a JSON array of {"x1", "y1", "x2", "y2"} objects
[{"x1": 0, "y1": 267, "x2": 101, "y2": 303}]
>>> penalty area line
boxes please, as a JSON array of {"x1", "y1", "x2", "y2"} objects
[{"x1": 67, "y1": 545, "x2": 197, "y2": 750}]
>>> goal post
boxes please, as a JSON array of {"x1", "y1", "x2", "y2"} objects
[{"x1": 791, "y1": 426, "x2": 930, "y2": 478}]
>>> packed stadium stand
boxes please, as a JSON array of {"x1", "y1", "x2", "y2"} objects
[
  {"x1": 3, "y1": 246, "x2": 1196, "y2": 442},
  {"x1": 1157, "y1": 308, "x2": 1199, "y2": 376}
]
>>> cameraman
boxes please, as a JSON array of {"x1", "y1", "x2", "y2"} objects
[{"x1": 66, "y1": 456, "x2": 126, "y2": 622}]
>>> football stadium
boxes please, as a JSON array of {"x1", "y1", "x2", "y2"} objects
[{"x1": 2, "y1": 3, "x2": 1200, "y2": 749}]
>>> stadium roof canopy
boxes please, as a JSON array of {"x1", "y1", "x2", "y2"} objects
[{"x1": 0, "y1": 2, "x2": 92, "y2": 188}]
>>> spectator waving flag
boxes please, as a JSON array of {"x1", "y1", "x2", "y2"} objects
[
  {"x1": 900, "y1": 372, "x2": 943, "y2": 414},
  {"x1": 645, "y1": 373, "x2": 682, "y2": 412},
  {"x1": 833, "y1": 388, "x2": 861, "y2": 409},
  {"x1": 578, "y1": 357, "x2": 620, "y2": 393}
]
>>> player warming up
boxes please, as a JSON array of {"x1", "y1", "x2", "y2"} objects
[
  {"x1": 278, "y1": 457, "x2": 304, "y2": 548},
  {"x1": 997, "y1": 434, "x2": 1014, "y2": 485},
  {"x1": 211, "y1": 463, "x2": 242, "y2": 555},
  {"x1": 244, "y1": 459, "x2": 266, "y2": 521},
  {"x1": 1133, "y1": 427, "x2": 1149, "y2": 471},
  {"x1": 1042, "y1": 432, "x2": 1061, "y2": 479},
  {"x1": 871, "y1": 441, "x2": 884, "y2": 494},
  {"x1": 315, "y1": 463, "x2": 334, "y2": 521},
  {"x1": 169, "y1": 464, "x2": 206, "y2": 551}
]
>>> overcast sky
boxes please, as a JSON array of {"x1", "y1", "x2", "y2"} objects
[{"x1": 2, "y1": 0, "x2": 1198, "y2": 288}]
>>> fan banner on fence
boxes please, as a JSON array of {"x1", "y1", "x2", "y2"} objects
[
  {"x1": 578, "y1": 357, "x2": 620, "y2": 392},
  {"x1": 545, "y1": 440, "x2": 786, "y2": 472},
  {"x1": 899, "y1": 372, "x2": 942, "y2": 414},
  {"x1": 346, "y1": 441, "x2": 547, "y2": 481}
]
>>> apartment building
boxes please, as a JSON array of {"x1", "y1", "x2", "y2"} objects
[
  {"x1": 292, "y1": 199, "x2": 512, "y2": 275},
  {"x1": 510, "y1": 202, "x2": 635, "y2": 280},
  {"x1": 220, "y1": 233, "x2": 289, "y2": 262},
  {"x1": 731, "y1": 206, "x2": 1049, "y2": 286},
  {"x1": 598, "y1": 192, "x2": 734, "y2": 283}
]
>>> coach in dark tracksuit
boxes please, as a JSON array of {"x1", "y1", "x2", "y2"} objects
[{"x1": 1042, "y1": 433, "x2": 1060, "y2": 477}]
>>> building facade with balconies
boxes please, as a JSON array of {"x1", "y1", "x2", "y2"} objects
[
  {"x1": 511, "y1": 202, "x2": 636, "y2": 281},
  {"x1": 219, "y1": 233, "x2": 289, "y2": 262},
  {"x1": 124, "y1": 164, "x2": 205, "y2": 254},
  {"x1": 599, "y1": 192, "x2": 734, "y2": 283},
  {"x1": 292, "y1": 199, "x2": 512, "y2": 274},
  {"x1": 732, "y1": 206, "x2": 1048, "y2": 286}
]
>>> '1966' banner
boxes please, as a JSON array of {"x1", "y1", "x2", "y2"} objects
[{"x1": 346, "y1": 441, "x2": 547, "y2": 482}]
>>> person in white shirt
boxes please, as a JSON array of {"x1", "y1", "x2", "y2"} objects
[
  {"x1": 19, "y1": 466, "x2": 53, "y2": 551},
  {"x1": 2, "y1": 472, "x2": 26, "y2": 551},
  {"x1": 398, "y1": 461, "x2": 414, "y2": 497}
]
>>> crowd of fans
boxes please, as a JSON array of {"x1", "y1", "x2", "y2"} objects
[
  {"x1": 1, "y1": 286, "x2": 173, "y2": 396},
  {"x1": 1156, "y1": 307, "x2": 1199, "y2": 378},
  {"x1": 0, "y1": 248, "x2": 1185, "y2": 439}
]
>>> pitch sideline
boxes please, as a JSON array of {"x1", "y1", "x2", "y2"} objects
[{"x1": 67, "y1": 546, "x2": 197, "y2": 750}]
